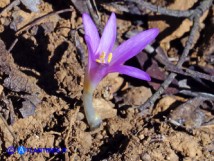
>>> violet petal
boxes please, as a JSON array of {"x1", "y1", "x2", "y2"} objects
[
  {"x1": 83, "y1": 13, "x2": 100, "y2": 53},
  {"x1": 109, "y1": 65, "x2": 151, "y2": 81},
  {"x1": 96, "y1": 13, "x2": 116, "y2": 56},
  {"x1": 85, "y1": 35, "x2": 99, "y2": 73},
  {"x1": 110, "y1": 28, "x2": 159, "y2": 65},
  {"x1": 90, "y1": 65, "x2": 109, "y2": 86}
]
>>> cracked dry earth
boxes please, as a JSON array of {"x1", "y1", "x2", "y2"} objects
[{"x1": 0, "y1": 0, "x2": 214, "y2": 161}]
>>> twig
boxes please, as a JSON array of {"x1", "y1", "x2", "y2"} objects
[
  {"x1": 0, "y1": 113, "x2": 25, "y2": 161},
  {"x1": 8, "y1": 38, "x2": 18, "y2": 53},
  {"x1": 86, "y1": 0, "x2": 103, "y2": 33},
  {"x1": 139, "y1": 0, "x2": 213, "y2": 111},
  {"x1": 86, "y1": 0, "x2": 100, "y2": 22},
  {"x1": 64, "y1": 105, "x2": 79, "y2": 161},
  {"x1": 139, "y1": 15, "x2": 199, "y2": 111},
  {"x1": 64, "y1": 106, "x2": 79, "y2": 146},
  {"x1": 125, "y1": 0, "x2": 194, "y2": 18},
  {"x1": 165, "y1": 65, "x2": 214, "y2": 82},
  {"x1": 0, "y1": 0, "x2": 20, "y2": 16},
  {"x1": 145, "y1": 44, "x2": 214, "y2": 84},
  {"x1": 0, "y1": 113, "x2": 17, "y2": 142},
  {"x1": 184, "y1": 68, "x2": 214, "y2": 82},
  {"x1": 167, "y1": 117, "x2": 194, "y2": 134},
  {"x1": 179, "y1": 90, "x2": 214, "y2": 100},
  {"x1": 70, "y1": 28, "x2": 85, "y2": 67},
  {"x1": 105, "y1": 3, "x2": 130, "y2": 13},
  {"x1": 16, "y1": 8, "x2": 73, "y2": 35},
  {"x1": 152, "y1": 46, "x2": 214, "y2": 83}
]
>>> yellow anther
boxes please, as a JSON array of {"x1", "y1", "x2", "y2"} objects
[
  {"x1": 96, "y1": 52, "x2": 113, "y2": 64},
  {"x1": 100, "y1": 52, "x2": 106, "y2": 59},
  {"x1": 96, "y1": 59, "x2": 101, "y2": 63},
  {"x1": 107, "y1": 53, "x2": 113, "y2": 63}
]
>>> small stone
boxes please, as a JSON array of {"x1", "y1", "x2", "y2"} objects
[
  {"x1": 19, "y1": 100, "x2": 36, "y2": 118},
  {"x1": 93, "y1": 98, "x2": 117, "y2": 119},
  {"x1": 123, "y1": 86, "x2": 152, "y2": 106},
  {"x1": 77, "y1": 112, "x2": 84, "y2": 121},
  {"x1": 141, "y1": 153, "x2": 151, "y2": 161},
  {"x1": 0, "y1": 0, "x2": 10, "y2": 8},
  {"x1": 0, "y1": 85, "x2": 3, "y2": 95},
  {"x1": 138, "y1": 133, "x2": 145, "y2": 140},
  {"x1": 79, "y1": 121, "x2": 87, "y2": 131},
  {"x1": 78, "y1": 132, "x2": 92, "y2": 150},
  {"x1": 95, "y1": 133, "x2": 103, "y2": 140},
  {"x1": 152, "y1": 96, "x2": 176, "y2": 115}
]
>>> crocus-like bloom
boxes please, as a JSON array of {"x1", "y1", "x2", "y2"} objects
[{"x1": 83, "y1": 13, "x2": 159, "y2": 129}]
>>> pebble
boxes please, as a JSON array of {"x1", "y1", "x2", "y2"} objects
[{"x1": 77, "y1": 112, "x2": 84, "y2": 121}]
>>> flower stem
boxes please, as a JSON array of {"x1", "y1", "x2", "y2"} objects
[{"x1": 83, "y1": 76, "x2": 102, "y2": 130}]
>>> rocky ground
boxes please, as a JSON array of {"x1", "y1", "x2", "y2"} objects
[{"x1": 0, "y1": 0, "x2": 213, "y2": 161}]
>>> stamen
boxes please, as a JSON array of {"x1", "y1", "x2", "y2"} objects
[
  {"x1": 107, "y1": 53, "x2": 113, "y2": 63},
  {"x1": 96, "y1": 52, "x2": 113, "y2": 64},
  {"x1": 100, "y1": 52, "x2": 106, "y2": 59},
  {"x1": 96, "y1": 59, "x2": 101, "y2": 63},
  {"x1": 98, "y1": 52, "x2": 105, "y2": 63}
]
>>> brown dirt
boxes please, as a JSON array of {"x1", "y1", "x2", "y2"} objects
[{"x1": 0, "y1": 0, "x2": 213, "y2": 161}]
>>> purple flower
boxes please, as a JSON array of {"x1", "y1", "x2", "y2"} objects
[{"x1": 82, "y1": 13, "x2": 159, "y2": 129}]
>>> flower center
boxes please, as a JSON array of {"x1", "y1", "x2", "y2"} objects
[{"x1": 96, "y1": 52, "x2": 112, "y2": 64}]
